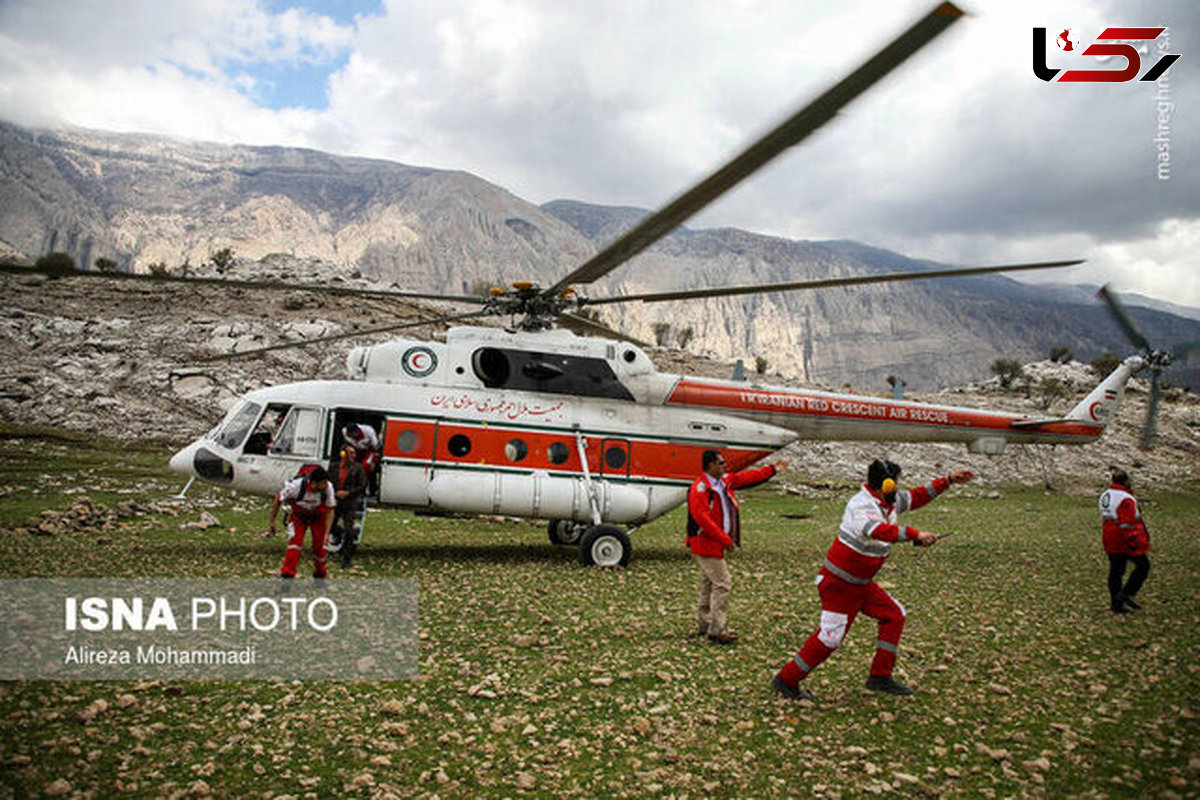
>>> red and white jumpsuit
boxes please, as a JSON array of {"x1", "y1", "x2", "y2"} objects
[
  {"x1": 343, "y1": 424, "x2": 380, "y2": 473},
  {"x1": 278, "y1": 477, "x2": 336, "y2": 579},
  {"x1": 779, "y1": 477, "x2": 951, "y2": 686}
]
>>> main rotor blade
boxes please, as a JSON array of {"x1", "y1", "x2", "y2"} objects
[
  {"x1": 585, "y1": 260, "x2": 1082, "y2": 305},
  {"x1": 0, "y1": 262, "x2": 488, "y2": 306},
  {"x1": 1140, "y1": 369, "x2": 1161, "y2": 449},
  {"x1": 556, "y1": 312, "x2": 653, "y2": 349},
  {"x1": 193, "y1": 309, "x2": 495, "y2": 363},
  {"x1": 542, "y1": 2, "x2": 964, "y2": 298},
  {"x1": 1096, "y1": 284, "x2": 1150, "y2": 352}
]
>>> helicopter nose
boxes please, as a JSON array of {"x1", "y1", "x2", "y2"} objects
[{"x1": 169, "y1": 441, "x2": 201, "y2": 477}]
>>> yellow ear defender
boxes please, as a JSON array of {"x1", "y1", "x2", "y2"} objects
[
  {"x1": 881, "y1": 478, "x2": 897, "y2": 494},
  {"x1": 340, "y1": 450, "x2": 347, "y2": 458}
]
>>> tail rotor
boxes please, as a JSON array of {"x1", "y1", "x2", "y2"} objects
[{"x1": 1096, "y1": 284, "x2": 1194, "y2": 448}]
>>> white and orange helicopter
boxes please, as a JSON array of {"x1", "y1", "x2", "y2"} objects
[{"x1": 6, "y1": 4, "x2": 1176, "y2": 565}]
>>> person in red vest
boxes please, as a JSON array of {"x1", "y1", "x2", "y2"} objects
[
  {"x1": 266, "y1": 465, "x2": 336, "y2": 584},
  {"x1": 772, "y1": 459, "x2": 973, "y2": 699},
  {"x1": 687, "y1": 450, "x2": 787, "y2": 644},
  {"x1": 1098, "y1": 468, "x2": 1151, "y2": 613}
]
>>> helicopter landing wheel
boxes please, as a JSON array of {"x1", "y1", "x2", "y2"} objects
[
  {"x1": 548, "y1": 519, "x2": 586, "y2": 546},
  {"x1": 579, "y1": 524, "x2": 632, "y2": 568}
]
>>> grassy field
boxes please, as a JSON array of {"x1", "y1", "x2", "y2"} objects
[{"x1": 1, "y1": 429, "x2": 1198, "y2": 799}]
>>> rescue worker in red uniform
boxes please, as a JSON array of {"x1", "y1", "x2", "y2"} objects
[
  {"x1": 772, "y1": 459, "x2": 974, "y2": 699},
  {"x1": 1099, "y1": 468, "x2": 1151, "y2": 613},
  {"x1": 343, "y1": 423, "x2": 380, "y2": 474},
  {"x1": 266, "y1": 465, "x2": 336, "y2": 583},
  {"x1": 687, "y1": 450, "x2": 787, "y2": 644}
]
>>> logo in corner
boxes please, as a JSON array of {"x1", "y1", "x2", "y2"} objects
[{"x1": 401, "y1": 346, "x2": 438, "y2": 378}]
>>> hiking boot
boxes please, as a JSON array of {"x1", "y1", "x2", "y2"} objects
[
  {"x1": 1121, "y1": 594, "x2": 1142, "y2": 611},
  {"x1": 707, "y1": 631, "x2": 739, "y2": 645},
  {"x1": 1110, "y1": 602, "x2": 1131, "y2": 614},
  {"x1": 866, "y1": 675, "x2": 913, "y2": 695},
  {"x1": 771, "y1": 673, "x2": 814, "y2": 702}
]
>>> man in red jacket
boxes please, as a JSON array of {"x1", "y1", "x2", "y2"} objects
[
  {"x1": 1099, "y1": 468, "x2": 1151, "y2": 613},
  {"x1": 687, "y1": 449, "x2": 787, "y2": 644}
]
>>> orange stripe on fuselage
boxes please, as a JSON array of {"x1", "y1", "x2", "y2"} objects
[
  {"x1": 381, "y1": 416, "x2": 773, "y2": 481},
  {"x1": 665, "y1": 379, "x2": 1103, "y2": 439}
]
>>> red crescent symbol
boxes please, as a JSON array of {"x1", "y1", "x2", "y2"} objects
[
  {"x1": 1089, "y1": 401, "x2": 1104, "y2": 421},
  {"x1": 411, "y1": 352, "x2": 429, "y2": 370}
]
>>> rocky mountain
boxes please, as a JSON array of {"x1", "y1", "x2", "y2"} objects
[{"x1": 2, "y1": 120, "x2": 1199, "y2": 391}]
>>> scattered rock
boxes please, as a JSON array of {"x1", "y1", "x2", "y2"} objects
[{"x1": 43, "y1": 779, "x2": 72, "y2": 797}]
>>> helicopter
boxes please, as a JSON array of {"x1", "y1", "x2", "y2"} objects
[{"x1": 2, "y1": 3, "x2": 1167, "y2": 566}]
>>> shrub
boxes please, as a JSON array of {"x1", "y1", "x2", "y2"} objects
[
  {"x1": 990, "y1": 358, "x2": 1024, "y2": 389},
  {"x1": 1089, "y1": 352, "x2": 1121, "y2": 377},
  {"x1": 35, "y1": 252, "x2": 77, "y2": 273}
]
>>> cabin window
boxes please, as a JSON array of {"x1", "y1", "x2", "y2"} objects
[
  {"x1": 547, "y1": 442, "x2": 570, "y2": 465},
  {"x1": 604, "y1": 445, "x2": 627, "y2": 470},
  {"x1": 396, "y1": 430, "x2": 419, "y2": 454},
  {"x1": 470, "y1": 347, "x2": 634, "y2": 401},
  {"x1": 447, "y1": 434, "x2": 472, "y2": 458},
  {"x1": 215, "y1": 402, "x2": 261, "y2": 449},
  {"x1": 505, "y1": 439, "x2": 528, "y2": 462}
]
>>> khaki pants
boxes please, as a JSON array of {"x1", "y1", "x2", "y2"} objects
[{"x1": 694, "y1": 554, "x2": 732, "y2": 636}]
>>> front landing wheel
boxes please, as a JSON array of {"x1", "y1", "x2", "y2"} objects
[{"x1": 579, "y1": 525, "x2": 632, "y2": 568}]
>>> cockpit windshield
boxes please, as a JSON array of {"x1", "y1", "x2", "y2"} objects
[{"x1": 214, "y1": 402, "x2": 262, "y2": 449}]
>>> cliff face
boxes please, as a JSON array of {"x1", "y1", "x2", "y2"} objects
[{"x1": 2, "y1": 121, "x2": 1197, "y2": 390}]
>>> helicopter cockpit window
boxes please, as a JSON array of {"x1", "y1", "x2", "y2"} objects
[
  {"x1": 269, "y1": 406, "x2": 322, "y2": 458},
  {"x1": 470, "y1": 347, "x2": 634, "y2": 401},
  {"x1": 214, "y1": 402, "x2": 262, "y2": 450},
  {"x1": 243, "y1": 403, "x2": 292, "y2": 456}
]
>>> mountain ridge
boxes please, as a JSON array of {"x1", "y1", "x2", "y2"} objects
[{"x1": 2, "y1": 119, "x2": 1198, "y2": 390}]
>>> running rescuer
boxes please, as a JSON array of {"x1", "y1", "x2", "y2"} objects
[{"x1": 772, "y1": 459, "x2": 974, "y2": 699}]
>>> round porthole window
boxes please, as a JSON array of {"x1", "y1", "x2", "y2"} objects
[
  {"x1": 396, "y1": 430, "x2": 419, "y2": 453},
  {"x1": 547, "y1": 442, "x2": 570, "y2": 465},
  {"x1": 604, "y1": 446, "x2": 627, "y2": 470},
  {"x1": 447, "y1": 434, "x2": 472, "y2": 457},
  {"x1": 505, "y1": 439, "x2": 528, "y2": 462}
]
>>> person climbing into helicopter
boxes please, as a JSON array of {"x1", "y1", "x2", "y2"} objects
[
  {"x1": 342, "y1": 422, "x2": 380, "y2": 487},
  {"x1": 328, "y1": 442, "x2": 367, "y2": 568},
  {"x1": 771, "y1": 459, "x2": 974, "y2": 700},
  {"x1": 266, "y1": 464, "x2": 336, "y2": 584},
  {"x1": 687, "y1": 449, "x2": 788, "y2": 645}
]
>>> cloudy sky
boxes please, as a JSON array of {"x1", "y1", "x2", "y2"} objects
[{"x1": 0, "y1": 0, "x2": 1196, "y2": 305}]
